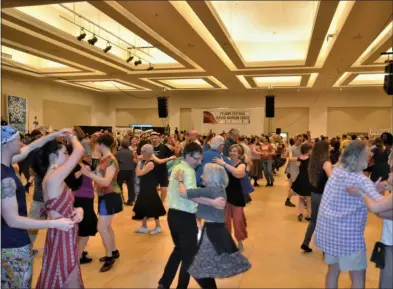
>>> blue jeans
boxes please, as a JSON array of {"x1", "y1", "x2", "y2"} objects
[{"x1": 261, "y1": 159, "x2": 274, "y2": 184}]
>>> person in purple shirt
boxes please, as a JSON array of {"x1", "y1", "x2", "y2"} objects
[
  {"x1": 65, "y1": 144, "x2": 98, "y2": 265},
  {"x1": 196, "y1": 136, "x2": 231, "y2": 186}
]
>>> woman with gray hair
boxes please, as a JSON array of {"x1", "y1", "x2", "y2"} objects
[
  {"x1": 175, "y1": 163, "x2": 251, "y2": 289},
  {"x1": 132, "y1": 144, "x2": 167, "y2": 235},
  {"x1": 315, "y1": 140, "x2": 385, "y2": 289}
]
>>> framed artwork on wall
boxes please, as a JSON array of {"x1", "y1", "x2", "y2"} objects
[{"x1": 6, "y1": 95, "x2": 28, "y2": 133}]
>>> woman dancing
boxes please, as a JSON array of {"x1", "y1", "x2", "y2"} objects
[
  {"x1": 34, "y1": 129, "x2": 85, "y2": 289},
  {"x1": 175, "y1": 163, "x2": 251, "y2": 289},
  {"x1": 81, "y1": 133, "x2": 123, "y2": 272},
  {"x1": 1, "y1": 126, "x2": 74, "y2": 289},
  {"x1": 300, "y1": 140, "x2": 332, "y2": 252},
  {"x1": 133, "y1": 144, "x2": 171, "y2": 234},
  {"x1": 64, "y1": 144, "x2": 98, "y2": 264},
  {"x1": 291, "y1": 143, "x2": 313, "y2": 221},
  {"x1": 214, "y1": 144, "x2": 247, "y2": 252}
]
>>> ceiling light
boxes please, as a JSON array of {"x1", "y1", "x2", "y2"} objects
[
  {"x1": 147, "y1": 64, "x2": 154, "y2": 71},
  {"x1": 134, "y1": 59, "x2": 142, "y2": 66},
  {"x1": 103, "y1": 43, "x2": 112, "y2": 53},
  {"x1": 88, "y1": 35, "x2": 98, "y2": 45},
  {"x1": 77, "y1": 29, "x2": 86, "y2": 41},
  {"x1": 126, "y1": 55, "x2": 134, "y2": 63},
  {"x1": 340, "y1": 88, "x2": 343, "y2": 90}
]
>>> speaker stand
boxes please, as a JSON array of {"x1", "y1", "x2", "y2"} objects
[{"x1": 266, "y1": 117, "x2": 273, "y2": 134}]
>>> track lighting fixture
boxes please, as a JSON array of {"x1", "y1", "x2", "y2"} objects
[
  {"x1": 147, "y1": 64, "x2": 154, "y2": 71},
  {"x1": 77, "y1": 29, "x2": 86, "y2": 41},
  {"x1": 88, "y1": 35, "x2": 98, "y2": 45},
  {"x1": 103, "y1": 42, "x2": 112, "y2": 53},
  {"x1": 134, "y1": 59, "x2": 142, "y2": 66},
  {"x1": 126, "y1": 55, "x2": 134, "y2": 63}
]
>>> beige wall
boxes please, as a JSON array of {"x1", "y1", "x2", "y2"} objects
[
  {"x1": 115, "y1": 108, "x2": 162, "y2": 127},
  {"x1": 43, "y1": 100, "x2": 91, "y2": 129},
  {"x1": 108, "y1": 88, "x2": 392, "y2": 137},
  {"x1": 268, "y1": 107, "x2": 309, "y2": 137},
  {"x1": 1, "y1": 72, "x2": 110, "y2": 130},
  {"x1": 327, "y1": 107, "x2": 392, "y2": 137}
]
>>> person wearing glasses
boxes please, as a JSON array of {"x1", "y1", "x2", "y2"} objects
[{"x1": 158, "y1": 143, "x2": 226, "y2": 289}]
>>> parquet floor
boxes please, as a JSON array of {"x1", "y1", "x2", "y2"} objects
[{"x1": 28, "y1": 171, "x2": 382, "y2": 288}]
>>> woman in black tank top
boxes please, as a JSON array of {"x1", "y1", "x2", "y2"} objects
[
  {"x1": 214, "y1": 144, "x2": 248, "y2": 252},
  {"x1": 301, "y1": 140, "x2": 333, "y2": 253}
]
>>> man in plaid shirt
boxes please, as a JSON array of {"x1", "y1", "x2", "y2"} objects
[{"x1": 315, "y1": 140, "x2": 384, "y2": 289}]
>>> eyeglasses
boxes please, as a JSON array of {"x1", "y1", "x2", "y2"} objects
[{"x1": 191, "y1": 156, "x2": 202, "y2": 161}]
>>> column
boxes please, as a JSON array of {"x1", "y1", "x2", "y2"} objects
[{"x1": 309, "y1": 104, "x2": 328, "y2": 138}]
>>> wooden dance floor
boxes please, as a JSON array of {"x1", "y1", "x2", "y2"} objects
[{"x1": 30, "y1": 172, "x2": 382, "y2": 288}]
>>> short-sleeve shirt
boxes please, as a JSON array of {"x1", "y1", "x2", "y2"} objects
[
  {"x1": 167, "y1": 160, "x2": 197, "y2": 214},
  {"x1": 96, "y1": 155, "x2": 121, "y2": 196},
  {"x1": 1, "y1": 164, "x2": 31, "y2": 248},
  {"x1": 315, "y1": 166, "x2": 383, "y2": 256},
  {"x1": 115, "y1": 148, "x2": 135, "y2": 171},
  {"x1": 153, "y1": 143, "x2": 173, "y2": 173},
  {"x1": 186, "y1": 186, "x2": 226, "y2": 222}
]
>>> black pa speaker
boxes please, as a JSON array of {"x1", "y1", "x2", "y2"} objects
[
  {"x1": 276, "y1": 128, "x2": 282, "y2": 135},
  {"x1": 384, "y1": 63, "x2": 393, "y2": 95},
  {"x1": 157, "y1": 97, "x2": 168, "y2": 118},
  {"x1": 265, "y1": 95, "x2": 275, "y2": 118}
]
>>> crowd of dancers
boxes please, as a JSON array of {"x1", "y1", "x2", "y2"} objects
[{"x1": 1, "y1": 124, "x2": 393, "y2": 289}]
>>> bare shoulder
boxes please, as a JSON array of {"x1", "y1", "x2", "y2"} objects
[{"x1": 1, "y1": 177, "x2": 17, "y2": 199}]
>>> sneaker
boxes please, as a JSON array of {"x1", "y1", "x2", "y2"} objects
[
  {"x1": 135, "y1": 227, "x2": 149, "y2": 234},
  {"x1": 124, "y1": 201, "x2": 134, "y2": 206},
  {"x1": 100, "y1": 257, "x2": 115, "y2": 272},
  {"x1": 297, "y1": 214, "x2": 303, "y2": 222},
  {"x1": 253, "y1": 182, "x2": 260, "y2": 187},
  {"x1": 99, "y1": 250, "x2": 120, "y2": 262},
  {"x1": 301, "y1": 244, "x2": 313, "y2": 253},
  {"x1": 285, "y1": 200, "x2": 296, "y2": 207},
  {"x1": 305, "y1": 217, "x2": 311, "y2": 222},
  {"x1": 197, "y1": 229, "x2": 202, "y2": 241},
  {"x1": 149, "y1": 227, "x2": 162, "y2": 235}
]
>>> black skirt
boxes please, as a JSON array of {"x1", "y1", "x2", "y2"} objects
[
  {"x1": 98, "y1": 193, "x2": 123, "y2": 216},
  {"x1": 74, "y1": 197, "x2": 98, "y2": 237}
]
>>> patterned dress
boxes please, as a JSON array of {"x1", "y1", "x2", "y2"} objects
[{"x1": 36, "y1": 187, "x2": 83, "y2": 289}]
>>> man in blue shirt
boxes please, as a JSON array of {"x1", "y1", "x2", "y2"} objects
[
  {"x1": 196, "y1": 136, "x2": 231, "y2": 186},
  {"x1": 223, "y1": 128, "x2": 239, "y2": 157}
]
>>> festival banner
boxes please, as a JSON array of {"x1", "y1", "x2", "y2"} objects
[{"x1": 203, "y1": 110, "x2": 251, "y2": 124}]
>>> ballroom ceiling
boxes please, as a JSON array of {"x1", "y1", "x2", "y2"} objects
[{"x1": 1, "y1": 0, "x2": 392, "y2": 94}]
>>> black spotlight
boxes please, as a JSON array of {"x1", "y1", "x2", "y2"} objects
[
  {"x1": 77, "y1": 30, "x2": 86, "y2": 41},
  {"x1": 126, "y1": 55, "x2": 134, "y2": 63},
  {"x1": 103, "y1": 43, "x2": 112, "y2": 53},
  {"x1": 147, "y1": 65, "x2": 154, "y2": 71},
  {"x1": 88, "y1": 35, "x2": 98, "y2": 45},
  {"x1": 134, "y1": 59, "x2": 142, "y2": 66}
]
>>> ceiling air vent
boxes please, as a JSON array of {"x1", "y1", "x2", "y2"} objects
[{"x1": 1, "y1": 53, "x2": 12, "y2": 59}]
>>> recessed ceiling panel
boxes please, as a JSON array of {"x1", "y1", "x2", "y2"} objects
[
  {"x1": 374, "y1": 48, "x2": 392, "y2": 64},
  {"x1": 80, "y1": 81, "x2": 135, "y2": 90},
  {"x1": 349, "y1": 73, "x2": 385, "y2": 86},
  {"x1": 160, "y1": 78, "x2": 213, "y2": 89},
  {"x1": 253, "y1": 76, "x2": 302, "y2": 87},
  {"x1": 16, "y1": 2, "x2": 181, "y2": 68},
  {"x1": 210, "y1": 1, "x2": 319, "y2": 65},
  {"x1": 1, "y1": 45, "x2": 79, "y2": 72}
]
